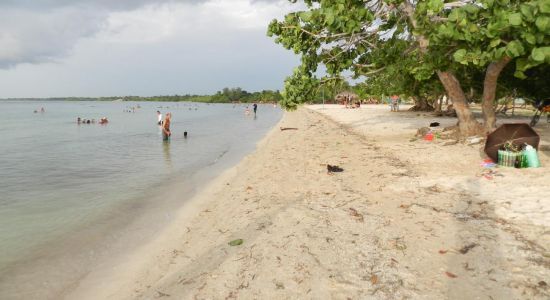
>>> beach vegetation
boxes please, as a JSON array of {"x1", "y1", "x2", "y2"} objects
[
  {"x1": 267, "y1": 0, "x2": 550, "y2": 136},
  {"x1": 2, "y1": 88, "x2": 283, "y2": 104}
]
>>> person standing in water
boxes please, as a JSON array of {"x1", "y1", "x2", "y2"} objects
[
  {"x1": 253, "y1": 103, "x2": 258, "y2": 115},
  {"x1": 162, "y1": 113, "x2": 171, "y2": 140},
  {"x1": 157, "y1": 111, "x2": 163, "y2": 125}
]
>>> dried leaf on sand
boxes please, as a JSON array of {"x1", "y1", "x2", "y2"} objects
[
  {"x1": 348, "y1": 208, "x2": 364, "y2": 222},
  {"x1": 228, "y1": 239, "x2": 244, "y2": 246},
  {"x1": 445, "y1": 272, "x2": 458, "y2": 278}
]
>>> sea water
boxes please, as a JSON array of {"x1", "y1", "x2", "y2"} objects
[{"x1": 0, "y1": 100, "x2": 281, "y2": 299}]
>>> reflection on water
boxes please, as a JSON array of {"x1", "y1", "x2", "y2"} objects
[{"x1": 163, "y1": 139, "x2": 171, "y2": 167}]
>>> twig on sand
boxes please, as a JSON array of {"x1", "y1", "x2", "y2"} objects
[
  {"x1": 280, "y1": 127, "x2": 299, "y2": 131},
  {"x1": 458, "y1": 243, "x2": 478, "y2": 254},
  {"x1": 156, "y1": 291, "x2": 170, "y2": 298},
  {"x1": 349, "y1": 208, "x2": 365, "y2": 222},
  {"x1": 300, "y1": 244, "x2": 322, "y2": 266}
]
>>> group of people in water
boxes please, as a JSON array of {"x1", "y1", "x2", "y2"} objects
[
  {"x1": 77, "y1": 117, "x2": 109, "y2": 124},
  {"x1": 33, "y1": 107, "x2": 45, "y2": 113},
  {"x1": 68, "y1": 103, "x2": 263, "y2": 142},
  {"x1": 123, "y1": 105, "x2": 140, "y2": 113}
]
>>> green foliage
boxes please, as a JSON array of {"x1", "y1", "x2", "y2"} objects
[
  {"x1": 268, "y1": 0, "x2": 549, "y2": 110},
  {"x1": 422, "y1": 0, "x2": 550, "y2": 77},
  {"x1": 281, "y1": 68, "x2": 320, "y2": 110}
]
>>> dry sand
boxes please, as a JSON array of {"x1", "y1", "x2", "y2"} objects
[{"x1": 67, "y1": 105, "x2": 549, "y2": 299}]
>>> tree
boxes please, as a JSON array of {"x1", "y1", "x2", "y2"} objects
[
  {"x1": 417, "y1": 0, "x2": 550, "y2": 132},
  {"x1": 268, "y1": 0, "x2": 550, "y2": 136}
]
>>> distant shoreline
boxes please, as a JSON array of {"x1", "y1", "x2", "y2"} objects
[
  {"x1": 0, "y1": 88, "x2": 283, "y2": 104},
  {"x1": 0, "y1": 98, "x2": 277, "y2": 103}
]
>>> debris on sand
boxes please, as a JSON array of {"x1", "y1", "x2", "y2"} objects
[
  {"x1": 443, "y1": 140, "x2": 458, "y2": 146},
  {"x1": 348, "y1": 208, "x2": 364, "y2": 222},
  {"x1": 228, "y1": 239, "x2": 244, "y2": 246},
  {"x1": 416, "y1": 127, "x2": 431, "y2": 137},
  {"x1": 466, "y1": 136, "x2": 484, "y2": 145},
  {"x1": 459, "y1": 243, "x2": 478, "y2": 254},
  {"x1": 445, "y1": 271, "x2": 458, "y2": 278},
  {"x1": 156, "y1": 291, "x2": 170, "y2": 298},
  {"x1": 370, "y1": 274, "x2": 379, "y2": 285},
  {"x1": 327, "y1": 164, "x2": 344, "y2": 173}
]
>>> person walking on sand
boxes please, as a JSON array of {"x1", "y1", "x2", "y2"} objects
[
  {"x1": 253, "y1": 103, "x2": 258, "y2": 115},
  {"x1": 157, "y1": 111, "x2": 163, "y2": 125},
  {"x1": 162, "y1": 113, "x2": 171, "y2": 140},
  {"x1": 390, "y1": 95, "x2": 400, "y2": 112}
]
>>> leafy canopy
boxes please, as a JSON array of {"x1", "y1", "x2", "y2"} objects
[{"x1": 267, "y1": 0, "x2": 550, "y2": 109}]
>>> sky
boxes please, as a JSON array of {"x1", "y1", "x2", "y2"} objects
[{"x1": 0, "y1": 0, "x2": 303, "y2": 98}]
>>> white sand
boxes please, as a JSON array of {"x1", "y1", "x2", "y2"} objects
[{"x1": 66, "y1": 105, "x2": 549, "y2": 299}]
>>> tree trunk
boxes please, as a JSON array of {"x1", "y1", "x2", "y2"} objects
[
  {"x1": 481, "y1": 57, "x2": 511, "y2": 132},
  {"x1": 409, "y1": 97, "x2": 434, "y2": 111},
  {"x1": 434, "y1": 95, "x2": 443, "y2": 112},
  {"x1": 437, "y1": 71, "x2": 482, "y2": 136}
]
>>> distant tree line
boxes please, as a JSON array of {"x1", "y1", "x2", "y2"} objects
[{"x1": 2, "y1": 88, "x2": 283, "y2": 103}]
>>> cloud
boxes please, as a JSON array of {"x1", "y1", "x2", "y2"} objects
[
  {"x1": 97, "y1": 0, "x2": 295, "y2": 44},
  {"x1": 0, "y1": 1, "x2": 186, "y2": 68},
  {"x1": 0, "y1": 0, "x2": 303, "y2": 97},
  {"x1": 0, "y1": 0, "x2": 298, "y2": 68}
]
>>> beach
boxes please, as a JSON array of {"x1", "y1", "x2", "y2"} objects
[{"x1": 66, "y1": 105, "x2": 549, "y2": 299}]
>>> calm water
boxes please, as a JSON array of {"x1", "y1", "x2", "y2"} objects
[{"x1": 0, "y1": 100, "x2": 281, "y2": 298}]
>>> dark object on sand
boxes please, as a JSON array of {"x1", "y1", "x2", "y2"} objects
[
  {"x1": 280, "y1": 127, "x2": 298, "y2": 131},
  {"x1": 484, "y1": 123, "x2": 540, "y2": 162},
  {"x1": 327, "y1": 164, "x2": 344, "y2": 173},
  {"x1": 429, "y1": 122, "x2": 440, "y2": 127},
  {"x1": 228, "y1": 239, "x2": 243, "y2": 246},
  {"x1": 458, "y1": 243, "x2": 478, "y2": 254},
  {"x1": 184, "y1": 131, "x2": 188, "y2": 138}
]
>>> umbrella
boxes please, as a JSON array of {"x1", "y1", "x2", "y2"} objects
[{"x1": 484, "y1": 123, "x2": 540, "y2": 162}]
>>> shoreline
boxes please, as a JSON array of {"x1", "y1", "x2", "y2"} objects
[
  {"x1": 0, "y1": 103, "x2": 283, "y2": 300},
  {"x1": 58, "y1": 105, "x2": 550, "y2": 298},
  {"x1": 63, "y1": 111, "x2": 286, "y2": 299}
]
